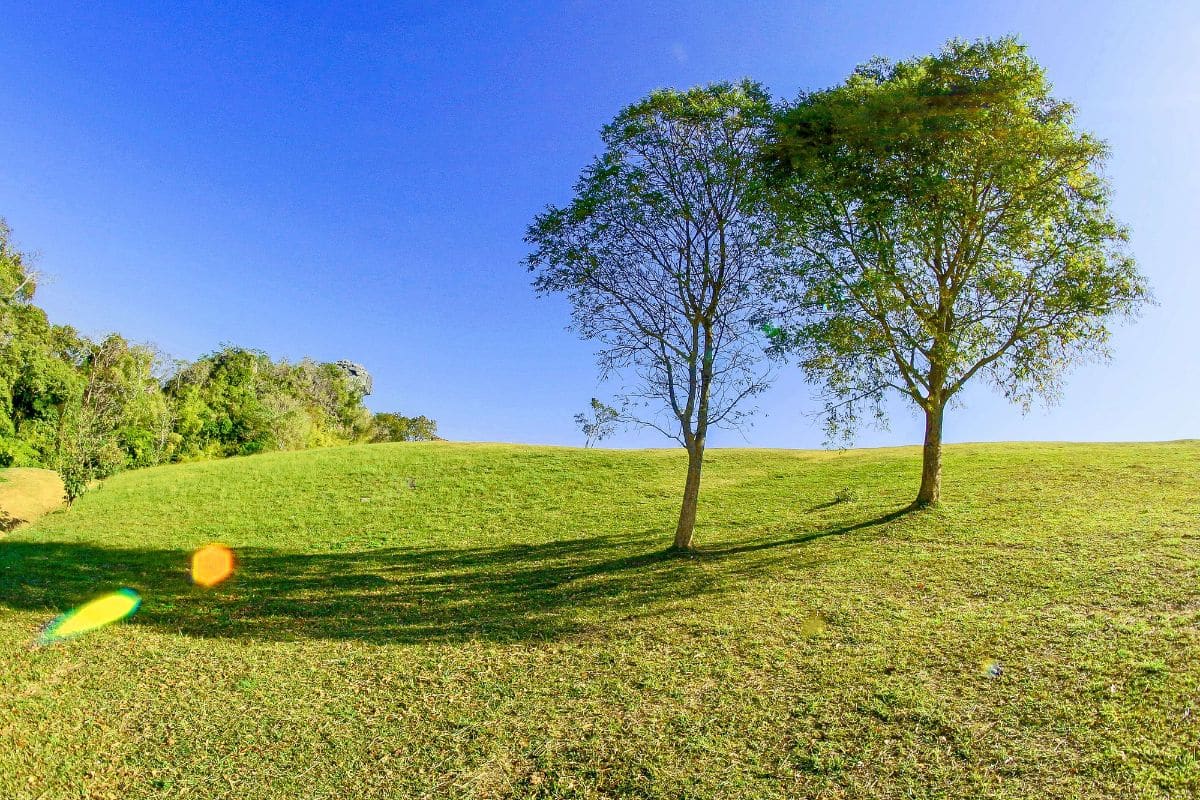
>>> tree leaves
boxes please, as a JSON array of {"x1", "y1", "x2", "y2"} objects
[
  {"x1": 763, "y1": 36, "x2": 1152, "y2": 442},
  {"x1": 526, "y1": 81, "x2": 778, "y2": 448}
]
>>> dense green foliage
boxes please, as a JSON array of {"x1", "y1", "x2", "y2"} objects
[
  {"x1": 760, "y1": 37, "x2": 1151, "y2": 504},
  {"x1": 55, "y1": 334, "x2": 173, "y2": 503},
  {"x1": 369, "y1": 412, "x2": 439, "y2": 443},
  {"x1": 0, "y1": 220, "x2": 80, "y2": 469},
  {"x1": 0, "y1": 220, "x2": 436, "y2": 499},
  {"x1": 166, "y1": 347, "x2": 374, "y2": 459},
  {"x1": 2, "y1": 441, "x2": 1196, "y2": 797}
]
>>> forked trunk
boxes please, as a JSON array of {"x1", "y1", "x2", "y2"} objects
[
  {"x1": 915, "y1": 402, "x2": 944, "y2": 507},
  {"x1": 673, "y1": 443, "x2": 705, "y2": 550}
]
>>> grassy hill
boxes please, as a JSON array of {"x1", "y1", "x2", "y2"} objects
[
  {"x1": 0, "y1": 468, "x2": 64, "y2": 531},
  {"x1": 1, "y1": 441, "x2": 1197, "y2": 798}
]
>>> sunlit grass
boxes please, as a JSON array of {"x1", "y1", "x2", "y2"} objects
[
  {"x1": 1, "y1": 441, "x2": 1197, "y2": 798},
  {"x1": 0, "y1": 467, "x2": 63, "y2": 530}
]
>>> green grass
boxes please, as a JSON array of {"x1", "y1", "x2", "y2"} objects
[{"x1": 1, "y1": 440, "x2": 1198, "y2": 798}]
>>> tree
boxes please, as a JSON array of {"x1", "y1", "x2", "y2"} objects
[
  {"x1": 165, "y1": 347, "x2": 377, "y2": 458},
  {"x1": 370, "y1": 412, "x2": 439, "y2": 443},
  {"x1": 763, "y1": 37, "x2": 1151, "y2": 506},
  {"x1": 0, "y1": 218, "x2": 39, "y2": 308},
  {"x1": 0, "y1": 220, "x2": 85, "y2": 468},
  {"x1": 574, "y1": 397, "x2": 620, "y2": 447},
  {"x1": 526, "y1": 81, "x2": 777, "y2": 550},
  {"x1": 165, "y1": 346, "x2": 276, "y2": 458},
  {"x1": 54, "y1": 334, "x2": 171, "y2": 503}
]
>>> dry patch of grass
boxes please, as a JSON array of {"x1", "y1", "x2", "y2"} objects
[{"x1": 0, "y1": 468, "x2": 64, "y2": 531}]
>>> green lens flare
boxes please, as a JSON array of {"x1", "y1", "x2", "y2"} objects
[{"x1": 39, "y1": 588, "x2": 142, "y2": 645}]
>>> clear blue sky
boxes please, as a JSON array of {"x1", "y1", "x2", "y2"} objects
[{"x1": 0, "y1": 1, "x2": 1195, "y2": 448}]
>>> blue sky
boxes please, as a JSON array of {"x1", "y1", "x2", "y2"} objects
[{"x1": 0, "y1": 1, "x2": 1195, "y2": 448}]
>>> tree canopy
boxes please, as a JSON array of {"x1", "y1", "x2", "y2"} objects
[
  {"x1": 526, "y1": 81, "x2": 778, "y2": 548},
  {"x1": 762, "y1": 37, "x2": 1151, "y2": 504}
]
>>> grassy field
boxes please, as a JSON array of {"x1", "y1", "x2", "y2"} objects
[{"x1": 1, "y1": 441, "x2": 1197, "y2": 799}]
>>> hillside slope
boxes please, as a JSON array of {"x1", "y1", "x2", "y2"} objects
[
  {"x1": 1, "y1": 441, "x2": 1198, "y2": 798},
  {"x1": 0, "y1": 468, "x2": 64, "y2": 531}
]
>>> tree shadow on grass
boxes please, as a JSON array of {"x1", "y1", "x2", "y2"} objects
[
  {"x1": 0, "y1": 509, "x2": 909, "y2": 645},
  {"x1": 697, "y1": 505, "x2": 916, "y2": 558},
  {"x1": 0, "y1": 538, "x2": 717, "y2": 644}
]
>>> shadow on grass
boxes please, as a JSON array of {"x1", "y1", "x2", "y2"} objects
[
  {"x1": 698, "y1": 505, "x2": 915, "y2": 558},
  {"x1": 0, "y1": 508, "x2": 910, "y2": 645}
]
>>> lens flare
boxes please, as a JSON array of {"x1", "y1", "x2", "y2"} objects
[
  {"x1": 192, "y1": 544, "x2": 235, "y2": 587},
  {"x1": 800, "y1": 610, "x2": 826, "y2": 637},
  {"x1": 981, "y1": 660, "x2": 1004, "y2": 678},
  {"x1": 39, "y1": 588, "x2": 141, "y2": 645}
]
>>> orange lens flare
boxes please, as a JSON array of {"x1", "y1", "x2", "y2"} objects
[{"x1": 191, "y1": 544, "x2": 235, "y2": 587}]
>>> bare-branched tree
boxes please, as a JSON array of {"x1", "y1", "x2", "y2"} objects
[{"x1": 526, "y1": 81, "x2": 778, "y2": 550}]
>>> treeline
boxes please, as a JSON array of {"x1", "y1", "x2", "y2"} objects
[{"x1": 0, "y1": 220, "x2": 438, "y2": 502}]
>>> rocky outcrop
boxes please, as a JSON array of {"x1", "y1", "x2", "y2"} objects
[{"x1": 334, "y1": 360, "x2": 373, "y2": 396}]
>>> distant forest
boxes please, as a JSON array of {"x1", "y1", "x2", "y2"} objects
[{"x1": 0, "y1": 219, "x2": 438, "y2": 501}]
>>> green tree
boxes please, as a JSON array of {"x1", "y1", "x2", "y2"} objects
[
  {"x1": 527, "y1": 81, "x2": 777, "y2": 550},
  {"x1": 574, "y1": 398, "x2": 620, "y2": 447},
  {"x1": 54, "y1": 334, "x2": 171, "y2": 503},
  {"x1": 371, "y1": 412, "x2": 439, "y2": 443},
  {"x1": 289, "y1": 359, "x2": 374, "y2": 443},
  {"x1": 0, "y1": 218, "x2": 38, "y2": 307},
  {"x1": 0, "y1": 220, "x2": 86, "y2": 468},
  {"x1": 763, "y1": 37, "x2": 1151, "y2": 506},
  {"x1": 165, "y1": 346, "x2": 275, "y2": 458},
  {"x1": 166, "y1": 346, "x2": 376, "y2": 458}
]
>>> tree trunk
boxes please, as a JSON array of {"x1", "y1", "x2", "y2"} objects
[
  {"x1": 915, "y1": 402, "x2": 944, "y2": 507},
  {"x1": 673, "y1": 442, "x2": 705, "y2": 550}
]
